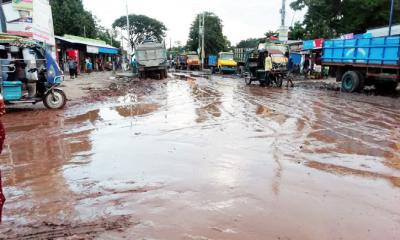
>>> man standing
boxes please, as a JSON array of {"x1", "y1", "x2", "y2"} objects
[{"x1": 264, "y1": 53, "x2": 273, "y2": 85}]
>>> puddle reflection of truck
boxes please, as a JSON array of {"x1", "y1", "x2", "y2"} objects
[
  {"x1": 136, "y1": 40, "x2": 168, "y2": 79},
  {"x1": 322, "y1": 36, "x2": 400, "y2": 92}
]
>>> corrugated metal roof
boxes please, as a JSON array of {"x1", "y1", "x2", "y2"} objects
[
  {"x1": 367, "y1": 24, "x2": 400, "y2": 37},
  {"x1": 55, "y1": 35, "x2": 117, "y2": 50}
]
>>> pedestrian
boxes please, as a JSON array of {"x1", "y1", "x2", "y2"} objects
[
  {"x1": 86, "y1": 58, "x2": 93, "y2": 75},
  {"x1": 68, "y1": 58, "x2": 76, "y2": 79},
  {"x1": 303, "y1": 55, "x2": 311, "y2": 79},
  {"x1": 264, "y1": 53, "x2": 273, "y2": 85},
  {"x1": 286, "y1": 58, "x2": 294, "y2": 87}
]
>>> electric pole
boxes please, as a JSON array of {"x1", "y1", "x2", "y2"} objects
[
  {"x1": 126, "y1": 0, "x2": 131, "y2": 52},
  {"x1": 280, "y1": 0, "x2": 286, "y2": 27},
  {"x1": 198, "y1": 12, "x2": 205, "y2": 70},
  {"x1": 201, "y1": 13, "x2": 205, "y2": 71},
  {"x1": 389, "y1": 0, "x2": 395, "y2": 36}
]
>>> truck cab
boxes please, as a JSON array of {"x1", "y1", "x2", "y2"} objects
[
  {"x1": 186, "y1": 52, "x2": 200, "y2": 70},
  {"x1": 218, "y1": 52, "x2": 237, "y2": 73}
]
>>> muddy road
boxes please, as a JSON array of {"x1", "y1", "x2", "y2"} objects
[{"x1": 0, "y1": 74, "x2": 399, "y2": 239}]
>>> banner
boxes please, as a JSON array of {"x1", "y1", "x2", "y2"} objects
[
  {"x1": 12, "y1": 0, "x2": 33, "y2": 11},
  {"x1": 32, "y1": 0, "x2": 55, "y2": 45},
  {"x1": 1, "y1": 0, "x2": 55, "y2": 45}
]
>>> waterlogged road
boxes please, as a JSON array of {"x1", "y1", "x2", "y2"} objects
[{"x1": 0, "y1": 76, "x2": 399, "y2": 239}]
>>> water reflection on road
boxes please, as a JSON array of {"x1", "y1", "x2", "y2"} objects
[{"x1": 0, "y1": 76, "x2": 399, "y2": 239}]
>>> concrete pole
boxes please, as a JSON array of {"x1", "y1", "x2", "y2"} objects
[
  {"x1": 388, "y1": 0, "x2": 395, "y2": 36},
  {"x1": 198, "y1": 14, "x2": 202, "y2": 57},
  {"x1": 281, "y1": 0, "x2": 286, "y2": 27},
  {"x1": 201, "y1": 13, "x2": 205, "y2": 70},
  {"x1": 126, "y1": 0, "x2": 130, "y2": 50}
]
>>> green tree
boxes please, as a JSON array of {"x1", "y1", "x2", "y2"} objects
[
  {"x1": 112, "y1": 14, "x2": 167, "y2": 49},
  {"x1": 50, "y1": 0, "x2": 97, "y2": 38},
  {"x1": 289, "y1": 21, "x2": 308, "y2": 40},
  {"x1": 186, "y1": 12, "x2": 229, "y2": 55},
  {"x1": 290, "y1": 0, "x2": 400, "y2": 38},
  {"x1": 236, "y1": 38, "x2": 259, "y2": 48},
  {"x1": 264, "y1": 30, "x2": 277, "y2": 38}
]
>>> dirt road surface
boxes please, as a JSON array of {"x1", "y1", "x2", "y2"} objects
[{"x1": 0, "y1": 72, "x2": 399, "y2": 239}]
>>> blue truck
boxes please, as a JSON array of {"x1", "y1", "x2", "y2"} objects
[{"x1": 322, "y1": 36, "x2": 400, "y2": 92}]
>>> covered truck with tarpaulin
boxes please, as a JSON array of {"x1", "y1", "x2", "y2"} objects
[{"x1": 322, "y1": 36, "x2": 400, "y2": 92}]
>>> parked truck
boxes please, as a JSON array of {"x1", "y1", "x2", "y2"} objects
[
  {"x1": 322, "y1": 36, "x2": 400, "y2": 92},
  {"x1": 135, "y1": 40, "x2": 168, "y2": 79},
  {"x1": 217, "y1": 52, "x2": 237, "y2": 73},
  {"x1": 186, "y1": 52, "x2": 200, "y2": 70}
]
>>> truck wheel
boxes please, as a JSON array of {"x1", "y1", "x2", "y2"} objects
[
  {"x1": 43, "y1": 89, "x2": 67, "y2": 109},
  {"x1": 375, "y1": 81, "x2": 399, "y2": 92},
  {"x1": 355, "y1": 71, "x2": 365, "y2": 91},
  {"x1": 341, "y1": 71, "x2": 361, "y2": 93}
]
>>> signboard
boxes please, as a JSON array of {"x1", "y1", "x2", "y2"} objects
[
  {"x1": 87, "y1": 45, "x2": 99, "y2": 54},
  {"x1": 1, "y1": 0, "x2": 55, "y2": 45},
  {"x1": 12, "y1": 0, "x2": 33, "y2": 11},
  {"x1": 3, "y1": 2, "x2": 33, "y2": 37},
  {"x1": 32, "y1": 0, "x2": 55, "y2": 45},
  {"x1": 278, "y1": 26, "x2": 289, "y2": 42}
]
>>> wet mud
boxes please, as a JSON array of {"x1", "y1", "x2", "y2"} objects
[{"x1": 0, "y1": 75, "x2": 399, "y2": 239}]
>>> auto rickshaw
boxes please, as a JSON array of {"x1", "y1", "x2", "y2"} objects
[
  {"x1": 243, "y1": 48, "x2": 288, "y2": 87},
  {"x1": 0, "y1": 34, "x2": 66, "y2": 109}
]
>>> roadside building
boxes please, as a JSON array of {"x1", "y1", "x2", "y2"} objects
[
  {"x1": 55, "y1": 35, "x2": 119, "y2": 73},
  {"x1": 367, "y1": 24, "x2": 400, "y2": 37}
]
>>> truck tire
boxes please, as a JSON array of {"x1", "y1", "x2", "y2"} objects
[
  {"x1": 355, "y1": 71, "x2": 365, "y2": 91},
  {"x1": 341, "y1": 71, "x2": 361, "y2": 93}
]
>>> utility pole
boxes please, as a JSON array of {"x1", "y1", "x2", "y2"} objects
[
  {"x1": 388, "y1": 0, "x2": 395, "y2": 36},
  {"x1": 280, "y1": 0, "x2": 286, "y2": 27},
  {"x1": 201, "y1": 13, "x2": 205, "y2": 70},
  {"x1": 198, "y1": 14, "x2": 202, "y2": 57},
  {"x1": 83, "y1": 26, "x2": 86, "y2": 38},
  {"x1": 126, "y1": 0, "x2": 131, "y2": 52},
  {"x1": 198, "y1": 12, "x2": 205, "y2": 70}
]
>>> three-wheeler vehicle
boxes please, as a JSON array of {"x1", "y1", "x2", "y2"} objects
[
  {"x1": 243, "y1": 48, "x2": 288, "y2": 87},
  {"x1": 0, "y1": 34, "x2": 66, "y2": 109}
]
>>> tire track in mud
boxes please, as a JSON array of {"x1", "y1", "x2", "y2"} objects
[
  {"x1": 207, "y1": 77, "x2": 400, "y2": 188},
  {"x1": 1, "y1": 215, "x2": 136, "y2": 239}
]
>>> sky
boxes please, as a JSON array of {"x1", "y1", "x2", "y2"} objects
[{"x1": 82, "y1": 0, "x2": 305, "y2": 46}]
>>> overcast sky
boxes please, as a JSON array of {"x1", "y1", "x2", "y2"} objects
[{"x1": 82, "y1": 0, "x2": 305, "y2": 46}]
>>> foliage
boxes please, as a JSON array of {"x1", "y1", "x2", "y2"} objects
[
  {"x1": 290, "y1": 0, "x2": 400, "y2": 39},
  {"x1": 264, "y1": 30, "x2": 277, "y2": 38},
  {"x1": 112, "y1": 14, "x2": 167, "y2": 49},
  {"x1": 186, "y1": 12, "x2": 229, "y2": 55},
  {"x1": 50, "y1": 0, "x2": 96, "y2": 38},
  {"x1": 236, "y1": 38, "x2": 259, "y2": 48},
  {"x1": 289, "y1": 21, "x2": 308, "y2": 40},
  {"x1": 50, "y1": 0, "x2": 120, "y2": 48}
]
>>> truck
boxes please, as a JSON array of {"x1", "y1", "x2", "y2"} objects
[
  {"x1": 217, "y1": 52, "x2": 237, "y2": 73},
  {"x1": 135, "y1": 40, "x2": 168, "y2": 79},
  {"x1": 322, "y1": 36, "x2": 400, "y2": 92},
  {"x1": 186, "y1": 52, "x2": 200, "y2": 70}
]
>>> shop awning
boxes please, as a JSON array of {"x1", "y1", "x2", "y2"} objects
[{"x1": 55, "y1": 35, "x2": 119, "y2": 55}]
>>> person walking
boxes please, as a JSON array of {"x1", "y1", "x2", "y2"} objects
[
  {"x1": 303, "y1": 56, "x2": 311, "y2": 79},
  {"x1": 86, "y1": 58, "x2": 93, "y2": 75},
  {"x1": 264, "y1": 53, "x2": 273, "y2": 86},
  {"x1": 68, "y1": 58, "x2": 76, "y2": 79}
]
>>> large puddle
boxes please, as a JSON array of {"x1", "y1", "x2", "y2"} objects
[{"x1": 0, "y1": 76, "x2": 399, "y2": 239}]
